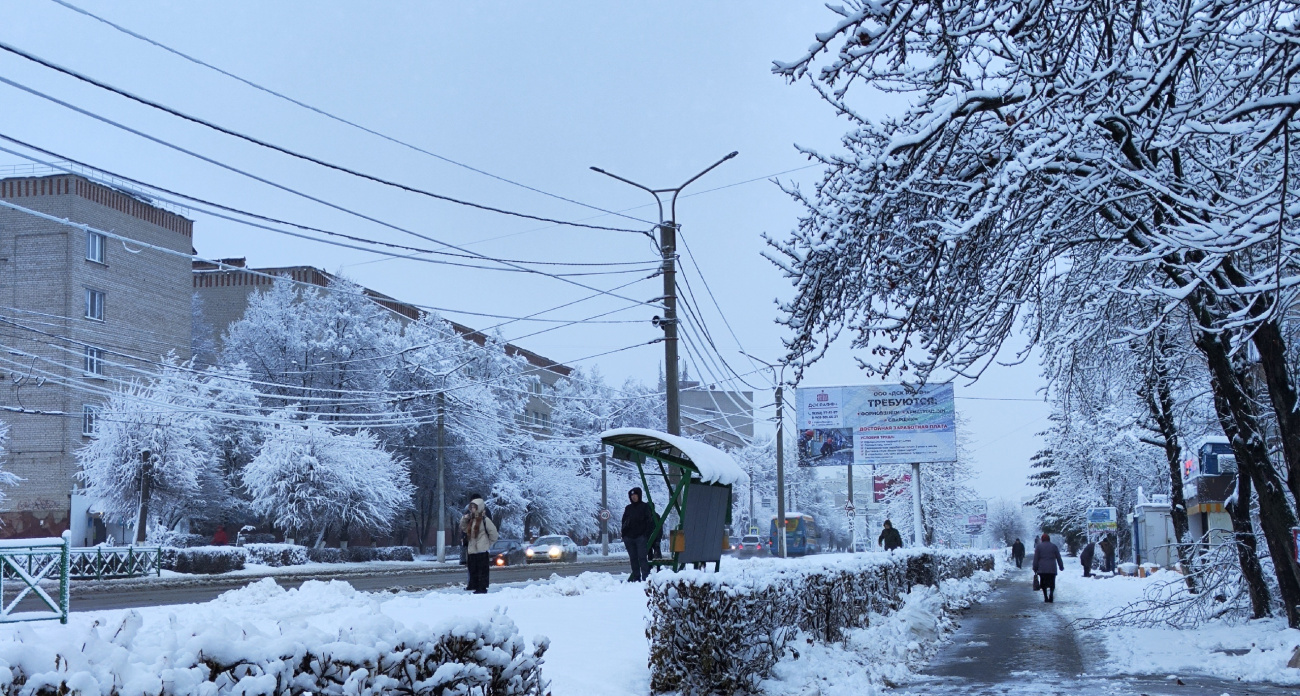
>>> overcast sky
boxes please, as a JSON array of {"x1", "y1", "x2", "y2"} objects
[{"x1": 0, "y1": 2, "x2": 1051, "y2": 502}]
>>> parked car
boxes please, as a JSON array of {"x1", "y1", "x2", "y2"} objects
[
  {"x1": 525, "y1": 535, "x2": 578, "y2": 563},
  {"x1": 735, "y1": 534, "x2": 765, "y2": 557},
  {"x1": 726, "y1": 536, "x2": 740, "y2": 554},
  {"x1": 491, "y1": 539, "x2": 527, "y2": 567}
]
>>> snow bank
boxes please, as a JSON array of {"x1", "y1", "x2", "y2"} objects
[
  {"x1": 645, "y1": 549, "x2": 994, "y2": 694},
  {"x1": 1055, "y1": 561, "x2": 1300, "y2": 685}
]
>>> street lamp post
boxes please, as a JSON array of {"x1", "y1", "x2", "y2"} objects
[
  {"x1": 590, "y1": 152, "x2": 737, "y2": 437},
  {"x1": 741, "y1": 352, "x2": 788, "y2": 559}
]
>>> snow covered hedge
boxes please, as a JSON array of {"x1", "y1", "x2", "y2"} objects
[
  {"x1": 304, "y1": 546, "x2": 416, "y2": 564},
  {"x1": 0, "y1": 603, "x2": 549, "y2": 695},
  {"x1": 160, "y1": 546, "x2": 247, "y2": 574},
  {"x1": 646, "y1": 550, "x2": 993, "y2": 694},
  {"x1": 243, "y1": 543, "x2": 308, "y2": 567}
]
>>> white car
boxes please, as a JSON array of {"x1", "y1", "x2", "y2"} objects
[{"x1": 525, "y1": 535, "x2": 578, "y2": 563}]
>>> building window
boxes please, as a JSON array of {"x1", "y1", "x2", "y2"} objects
[
  {"x1": 84, "y1": 346, "x2": 104, "y2": 376},
  {"x1": 86, "y1": 231, "x2": 105, "y2": 264},
  {"x1": 85, "y1": 289, "x2": 104, "y2": 320},
  {"x1": 82, "y1": 405, "x2": 99, "y2": 436}
]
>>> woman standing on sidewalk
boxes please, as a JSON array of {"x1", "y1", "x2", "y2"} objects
[
  {"x1": 1032, "y1": 533, "x2": 1064, "y2": 603},
  {"x1": 461, "y1": 495, "x2": 498, "y2": 594}
]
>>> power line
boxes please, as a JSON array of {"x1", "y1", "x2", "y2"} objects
[
  {"x1": 0, "y1": 39, "x2": 651, "y2": 235},
  {"x1": 0, "y1": 76, "x2": 660, "y2": 309},
  {"x1": 0, "y1": 138, "x2": 663, "y2": 277},
  {"x1": 46, "y1": 0, "x2": 658, "y2": 228}
]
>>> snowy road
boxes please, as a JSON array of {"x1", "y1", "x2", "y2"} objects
[
  {"x1": 901, "y1": 566, "x2": 1297, "y2": 695},
  {"x1": 28, "y1": 558, "x2": 632, "y2": 612}
]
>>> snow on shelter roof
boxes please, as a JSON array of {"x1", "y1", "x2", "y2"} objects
[{"x1": 600, "y1": 428, "x2": 748, "y2": 486}]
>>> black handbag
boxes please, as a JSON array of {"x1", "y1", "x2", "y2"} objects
[{"x1": 1032, "y1": 573, "x2": 1041, "y2": 591}]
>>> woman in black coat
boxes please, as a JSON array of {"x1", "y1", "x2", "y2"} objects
[
  {"x1": 1032, "y1": 533, "x2": 1065, "y2": 602},
  {"x1": 1079, "y1": 541, "x2": 1095, "y2": 578}
]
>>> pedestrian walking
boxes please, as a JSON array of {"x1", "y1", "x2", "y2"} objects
[
  {"x1": 621, "y1": 487, "x2": 653, "y2": 581},
  {"x1": 1011, "y1": 538, "x2": 1025, "y2": 569},
  {"x1": 878, "y1": 519, "x2": 904, "y2": 551},
  {"x1": 460, "y1": 494, "x2": 498, "y2": 594},
  {"x1": 1032, "y1": 533, "x2": 1065, "y2": 602},
  {"x1": 1099, "y1": 535, "x2": 1116, "y2": 573},
  {"x1": 211, "y1": 525, "x2": 228, "y2": 546},
  {"x1": 1080, "y1": 540, "x2": 1095, "y2": 578}
]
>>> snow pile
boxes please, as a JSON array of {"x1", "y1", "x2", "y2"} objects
[
  {"x1": 1057, "y1": 565, "x2": 1300, "y2": 685},
  {"x1": 645, "y1": 549, "x2": 994, "y2": 694},
  {"x1": 0, "y1": 600, "x2": 549, "y2": 695},
  {"x1": 242, "y1": 543, "x2": 308, "y2": 567}
]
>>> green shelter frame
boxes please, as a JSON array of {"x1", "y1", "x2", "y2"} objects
[{"x1": 601, "y1": 430, "x2": 736, "y2": 572}]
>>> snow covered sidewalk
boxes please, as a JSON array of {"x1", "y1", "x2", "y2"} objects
[{"x1": 899, "y1": 559, "x2": 1300, "y2": 695}]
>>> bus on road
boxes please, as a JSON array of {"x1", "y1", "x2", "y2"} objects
[{"x1": 769, "y1": 512, "x2": 820, "y2": 556}]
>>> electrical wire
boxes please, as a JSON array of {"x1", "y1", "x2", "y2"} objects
[
  {"x1": 46, "y1": 0, "x2": 658, "y2": 228},
  {"x1": 0, "y1": 39, "x2": 651, "y2": 235},
  {"x1": 0, "y1": 138, "x2": 663, "y2": 278},
  {"x1": 0, "y1": 76, "x2": 661, "y2": 309}
]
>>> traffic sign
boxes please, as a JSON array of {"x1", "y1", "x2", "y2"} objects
[{"x1": 598, "y1": 508, "x2": 611, "y2": 522}]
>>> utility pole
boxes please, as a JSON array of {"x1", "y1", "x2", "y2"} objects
[
  {"x1": 436, "y1": 390, "x2": 447, "y2": 562},
  {"x1": 591, "y1": 151, "x2": 737, "y2": 437},
  {"x1": 775, "y1": 382, "x2": 787, "y2": 558},
  {"x1": 742, "y1": 351, "x2": 788, "y2": 558},
  {"x1": 135, "y1": 450, "x2": 152, "y2": 545},
  {"x1": 600, "y1": 449, "x2": 609, "y2": 555}
]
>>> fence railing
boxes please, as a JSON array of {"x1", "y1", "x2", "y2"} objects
[
  {"x1": 0, "y1": 532, "x2": 69, "y2": 624},
  {"x1": 68, "y1": 546, "x2": 162, "y2": 580}
]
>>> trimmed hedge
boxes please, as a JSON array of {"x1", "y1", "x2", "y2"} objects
[
  {"x1": 161, "y1": 546, "x2": 248, "y2": 575},
  {"x1": 0, "y1": 607, "x2": 549, "y2": 695},
  {"x1": 148, "y1": 531, "x2": 209, "y2": 548},
  {"x1": 243, "y1": 543, "x2": 309, "y2": 567},
  {"x1": 303, "y1": 546, "x2": 417, "y2": 564},
  {"x1": 307, "y1": 547, "x2": 343, "y2": 564},
  {"x1": 646, "y1": 549, "x2": 994, "y2": 695}
]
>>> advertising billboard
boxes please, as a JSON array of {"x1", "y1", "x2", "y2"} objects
[
  {"x1": 1085, "y1": 507, "x2": 1118, "y2": 533},
  {"x1": 796, "y1": 383, "x2": 956, "y2": 467}
]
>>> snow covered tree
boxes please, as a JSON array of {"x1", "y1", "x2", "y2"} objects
[
  {"x1": 221, "y1": 276, "x2": 402, "y2": 422},
  {"x1": 0, "y1": 421, "x2": 20, "y2": 511},
  {"x1": 773, "y1": 0, "x2": 1300, "y2": 626},
  {"x1": 986, "y1": 499, "x2": 1029, "y2": 548},
  {"x1": 76, "y1": 357, "x2": 223, "y2": 533},
  {"x1": 242, "y1": 413, "x2": 413, "y2": 543}
]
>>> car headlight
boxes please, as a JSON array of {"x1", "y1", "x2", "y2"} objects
[
  {"x1": 525, "y1": 548, "x2": 534, "y2": 556},
  {"x1": 548, "y1": 546, "x2": 562, "y2": 557}
]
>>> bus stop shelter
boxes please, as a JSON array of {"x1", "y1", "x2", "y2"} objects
[{"x1": 600, "y1": 428, "x2": 748, "y2": 571}]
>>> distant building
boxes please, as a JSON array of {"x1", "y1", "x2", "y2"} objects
[
  {"x1": 0, "y1": 174, "x2": 193, "y2": 538},
  {"x1": 192, "y1": 261, "x2": 570, "y2": 431},
  {"x1": 679, "y1": 381, "x2": 753, "y2": 450}
]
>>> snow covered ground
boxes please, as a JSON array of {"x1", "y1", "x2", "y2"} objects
[
  {"x1": 1054, "y1": 557, "x2": 1300, "y2": 685},
  {"x1": 2, "y1": 553, "x2": 1006, "y2": 695}
]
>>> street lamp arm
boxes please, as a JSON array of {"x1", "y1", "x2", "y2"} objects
[{"x1": 670, "y1": 151, "x2": 739, "y2": 222}]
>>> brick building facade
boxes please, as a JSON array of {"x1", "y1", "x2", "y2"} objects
[{"x1": 0, "y1": 174, "x2": 193, "y2": 539}]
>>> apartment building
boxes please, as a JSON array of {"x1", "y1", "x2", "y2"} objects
[
  {"x1": 191, "y1": 261, "x2": 571, "y2": 429},
  {"x1": 0, "y1": 174, "x2": 193, "y2": 538}
]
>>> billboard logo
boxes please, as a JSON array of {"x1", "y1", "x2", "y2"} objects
[{"x1": 816, "y1": 392, "x2": 829, "y2": 402}]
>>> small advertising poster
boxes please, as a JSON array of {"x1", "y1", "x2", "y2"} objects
[
  {"x1": 1085, "y1": 507, "x2": 1118, "y2": 533},
  {"x1": 797, "y1": 383, "x2": 956, "y2": 467}
]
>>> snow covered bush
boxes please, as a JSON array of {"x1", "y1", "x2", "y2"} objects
[
  {"x1": 148, "y1": 531, "x2": 208, "y2": 548},
  {"x1": 307, "y1": 547, "x2": 344, "y2": 564},
  {"x1": 0, "y1": 601, "x2": 549, "y2": 695},
  {"x1": 646, "y1": 550, "x2": 992, "y2": 694},
  {"x1": 242, "y1": 414, "x2": 414, "y2": 544},
  {"x1": 373, "y1": 546, "x2": 415, "y2": 562},
  {"x1": 243, "y1": 543, "x2": 308, "y2": 567},
  {"x1": 161, "y1": 546, "x2": 247, "y2": 575},
  {"x1": 0, "y1": 421, "x2": 20, "y2": 512}
]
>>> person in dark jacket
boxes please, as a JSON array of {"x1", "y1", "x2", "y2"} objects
[
  {"x1": 878, "y1": 520, "x2": 904, "y2": 551},
  {"x1": 1079, "y1": 541, "x2": 1095, "y2": 577},
  {"x1": 621, "y1": 487, "x2": 653, "y2": 581},
  {"x1": 1099, "y1": 535, "x2": 1116, "y2": 573},
  {"x1": 1011, "y1": 538, "x2": 1025, "y2": 568},
  {"x1": 1033, "y1": 533, "x2": 1065, "y2": 602}
]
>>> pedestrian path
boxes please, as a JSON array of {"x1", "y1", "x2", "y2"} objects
[{"x1": 898, "y1": 567, "x2": 1294, "y2": 695}]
